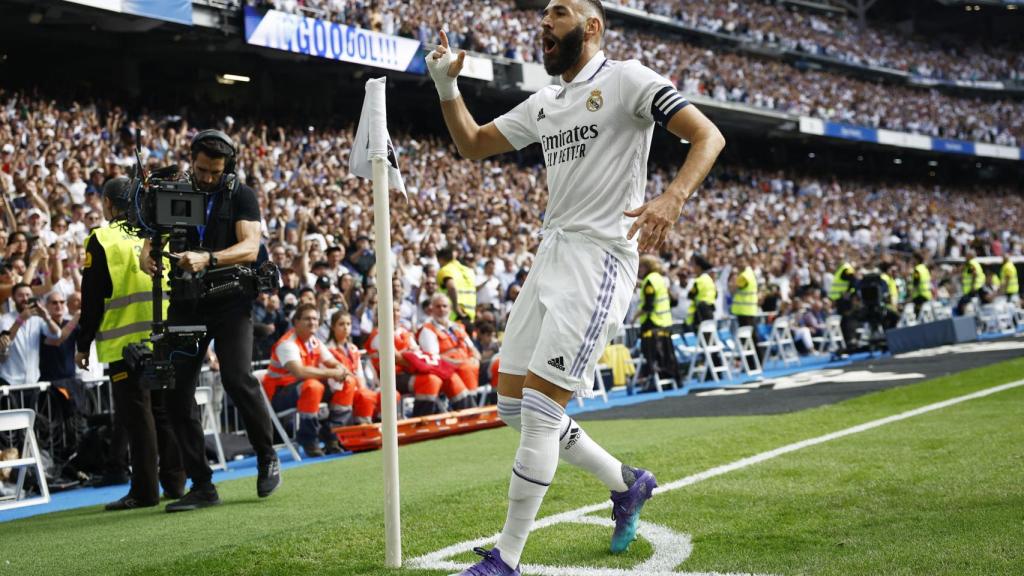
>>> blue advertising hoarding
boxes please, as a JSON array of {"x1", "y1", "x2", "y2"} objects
[{"x1": 244, "y1": 6, "x2": 426, "y2": 75}]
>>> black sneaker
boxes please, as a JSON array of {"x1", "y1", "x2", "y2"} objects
[
  {"x1": 104, "y1": 494, "x2": 158, "y2": 511},
  {"x1": 165, "y1": 484, "x2": 221, "y2": 513},
  {"x1": 324, "y1": 436, "x2": 343, "y2": 455},
  {"x1": 302, "y1": 441, "x2": 325, "y2": 458},
  {"x1": 257, "y1": 457, "x2": 281, "y2": 498}
]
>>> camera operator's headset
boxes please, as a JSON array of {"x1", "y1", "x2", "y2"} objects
[{"x1": 189, "y1": 129, "x2": 270, "y2": 266}]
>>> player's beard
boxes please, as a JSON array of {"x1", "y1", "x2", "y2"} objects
[{"x1": 543, "y1": 24, "x2": 585, "y2": 76}]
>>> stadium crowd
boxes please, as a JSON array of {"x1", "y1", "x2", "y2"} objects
[
  {"x1": 246, "y1": 0, "x2": 1024, "y2": 145},
  {"x1": 0, "y1": 85, "x2": 1022, "y2": 478},
  {"x1": 613, "y1": 0, "x2": 1024, "y2": 82},
  {"x1": 248, "y1": 0, "x2": 1024, "y2": 84}
]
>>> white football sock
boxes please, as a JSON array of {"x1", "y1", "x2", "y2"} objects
[
  {"x1": 498, "y1": 394, "x2": 628, "y2": 492},
  {"x1": 496, "y1": 394, "x2": 522, "y2": 431},
  {"x1": 558, "y1": 416, "x2": 629, "y2": 492},
  {"x1": 496, "y1": 389, "x2": 563, "y2": 569}
]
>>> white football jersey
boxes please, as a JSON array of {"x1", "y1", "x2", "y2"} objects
[{"x1": 494, "y1": 51, "x2": 689, "y2": 267}]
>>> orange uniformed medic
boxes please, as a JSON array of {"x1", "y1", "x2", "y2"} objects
[
  {"x1": 261, "y1": 304, "x2": 353, "y2": 456},
  {"x1": 326, "y1": 310, "x2": 396, "y2": 424},
  {"x1": 418, "y1": 294, "x2": 481, "y2": 411},
  {"x1": 367, "y1": 303, "x2": 470, "y2": 416}
]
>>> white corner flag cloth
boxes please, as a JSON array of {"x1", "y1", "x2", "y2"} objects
[{"x1": 350, "y1": 77, "x2": 406, "y2": 196}]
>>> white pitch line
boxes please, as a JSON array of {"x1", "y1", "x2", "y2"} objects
[{"x1": 409, "y1": 378, "x2": 1024, "y2": 574}]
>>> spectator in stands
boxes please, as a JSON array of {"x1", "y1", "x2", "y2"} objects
[
  {"x1": 38, "y1": 290, "x2": 84, "y2": 458},
  {"x1": 0, "y1": 284, "x2": 61, "y2": 387},
  {"x1": 262, "y1": 303, "x2": 354, "y2": 457},
  {"x1": 253, "y1": 292, "x2": 290, "y2": 360},
  {"x1": 473, "y1": 320, "x2": 501, "y2": 390}
]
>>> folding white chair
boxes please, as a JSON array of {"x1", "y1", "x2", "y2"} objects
[
  {"x1": 735, "y1": 325, "x2": 763, "y2": 377},
  {"x1": 761, "y1": 318, "x2": 800, "y2": 367},
  {"x1": 918, "y1": 301, "x2": 936, "y2": 323},
  {"x1": 932, "y1": 302, "x2": 952, "y2": 320},
  {"x1": 821, "y1": 315, "x2": 846, "y2": 354},
  {"x1": 688, "y1": 320, "x2": 734, "y2": 383},
  {"x1": 254, "y1": 369, "x2": 302, "y2": 462},
  {"x1": 195, "y1": 386, "x2": 227, "y2": 471},
  {"x1": 0, "y1": 409, "x2": 50, "y2": 511},
  {"x1": 995, "y1": 301, "x2": 1016, "y2": 335},
  {"x1": 897, "y1": 303, "x2": 918, "y2": 328}
]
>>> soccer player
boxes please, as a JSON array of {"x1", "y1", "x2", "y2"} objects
[{"x1": 426, "y1": 1, "x2": 725, "y2": 574}]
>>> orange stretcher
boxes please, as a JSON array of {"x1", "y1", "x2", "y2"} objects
[{"x1": 330, "y1": 406, "x2": 504, "y2": 452}]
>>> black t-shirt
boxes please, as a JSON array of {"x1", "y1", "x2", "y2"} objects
[{"x1": 184, "y1": 182, "x2": 260, "y2": 252}]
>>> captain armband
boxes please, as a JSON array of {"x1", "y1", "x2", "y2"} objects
[{"x1": 651, "y1": 86, "x2": 690, "y2": 128}]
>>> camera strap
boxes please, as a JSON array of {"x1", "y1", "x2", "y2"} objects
[{"x1": 197, "y1": 189, "x2": 221, "y2": 247}]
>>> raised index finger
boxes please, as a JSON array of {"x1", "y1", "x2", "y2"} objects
[{"x1": 439, "y1": 29, "x2": 450, "y2": 50}]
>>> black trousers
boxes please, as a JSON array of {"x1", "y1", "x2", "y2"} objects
[
  {"x1": 638, "y1": 324, "x2": 678, "y2": 382},
  {"x1": 167, "y1": 301, "x2": 276, "y2": 485},
  {"x1": 109, "y1": 361, "x2": 185, "y2": 502}
]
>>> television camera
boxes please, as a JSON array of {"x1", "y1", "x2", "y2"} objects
[{"x1": 117, "y1": 150, "x2": 279, "y2": 389}]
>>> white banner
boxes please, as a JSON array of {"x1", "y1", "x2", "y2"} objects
[{"x1": 244, "y1": 7, "x2": 425, "y2": 74}]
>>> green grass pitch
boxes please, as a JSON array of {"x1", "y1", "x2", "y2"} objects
[{"x1": 1, "y1": 358, "x2": 1022, "y2": 576}]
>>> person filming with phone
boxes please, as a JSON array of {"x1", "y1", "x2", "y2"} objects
[{"x1": 0, "y1": 283, "x2": 60, "y2": 388}]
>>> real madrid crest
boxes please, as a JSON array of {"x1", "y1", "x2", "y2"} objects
[{"x1": 586, "y1": 89, "x2": 603, "y2": 112}]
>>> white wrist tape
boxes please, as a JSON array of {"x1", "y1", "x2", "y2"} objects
[{"x1": 426, "y1": 50, "x2": 460, "y2": 102}]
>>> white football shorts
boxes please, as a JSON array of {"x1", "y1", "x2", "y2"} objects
[{"x1": 499, "y1": 230, "x2": 635, "y2": 397}]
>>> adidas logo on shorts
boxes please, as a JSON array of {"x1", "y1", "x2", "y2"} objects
[{"x1": 547, "y1": 356, "x2": 566, "y2": 371}]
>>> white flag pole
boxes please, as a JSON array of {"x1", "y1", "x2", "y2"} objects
[
  {"x1": 364, "y1": 78, "x2": 402, "y2": 568},
  {"x1": 372, "y1": 155, "x2": 401, "y2": 568}
]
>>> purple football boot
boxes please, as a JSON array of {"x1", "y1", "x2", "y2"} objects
[
  {"x1": 452, "y1": 547, "x2": 521, "y2": 576},
  {"x1": 609, "y1": 466, "x2": 658, "y2": 553}
]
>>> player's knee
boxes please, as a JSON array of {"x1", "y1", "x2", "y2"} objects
[
  {"x1": 496, "y1": 394, "x2": 522, "y2": 431},
  {"x1": 520, "y1": 388, "x2": 564, "y2": 436}
]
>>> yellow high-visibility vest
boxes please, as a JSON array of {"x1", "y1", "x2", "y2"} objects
[
  {"x1": 912, "y1": 264, "x2": 932, "y2": 301},
  {"x1": 880, "y1": 273, "x2": 899, "y2": 309},
  {"x1": 89, "y1": 226, "x2": 169, "y2": 363},
  {"x1": 962, "y1": 258, "x2": 985, "y2": 295},
  {"x1": 686, "y1": 273, "x2": 716, "y2": 325},
  {"x1": 730, "y1": 266, "x2": 759, "y2": 317},
  {"x1": 638, "y1": 272, "x2": 672, "y2": 327},
  {"x1": 438, "y1": 260, "x2": 477, "y2": 322},
  {"x1": 828, "y1": 262, "x2": 855, "y2": 301},
  {"x1": 1001, "y1": 260, "x2": 1018, "y2": 296}
]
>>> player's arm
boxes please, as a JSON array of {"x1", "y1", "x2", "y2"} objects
[
  {"x1": 626, "y1": 101, "x2": 725, "y2": 253},
  {"x1": 427, "y1": 30, "x2": 514, "y2": 161}
]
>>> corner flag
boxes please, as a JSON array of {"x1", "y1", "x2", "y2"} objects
[
  {"x1": 350, "y1": 77, "x2": 406, "y2": 196},
  {"x1": 350, "y1": 76, "x2": 403, "y2": 568}
]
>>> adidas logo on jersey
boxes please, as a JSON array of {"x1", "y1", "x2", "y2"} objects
[
  {"x1": 547, "y1": 356, "x2": 565, "y2": 371},
  {"x1": 537, "y1": 108, "x2": 546, "y2": 121}
]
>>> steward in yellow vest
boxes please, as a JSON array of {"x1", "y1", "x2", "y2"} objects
[
  {"x1": 1000, "y1": 256, "x2": 1018, "y2": 301},
  {"x1": 74, "y1": 177, "x2": 183, "y2": 510},
  {"x1": 437, "y1": 247, "x2": 477, "y2": 324},
  {"x1": 731, "y1": 266, "x2": 759, "y2": 318},
  {"x1": 687, "y1": 255, "x2": 717, "y2": 327},
  {"x1": 635, "y1": 256, "x2": 678, "y2": 386},
  {"x1": 910, "y1": 253, "x2": 933, "y2": 316},
  {"x1": 956, "y1": 251, "x2": 986, "y2": 316},
  {"x1": 828, "y1": 262, "x2": 856, "y2": 303}
]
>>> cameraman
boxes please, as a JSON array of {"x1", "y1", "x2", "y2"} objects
[
  {"x1": 140, "y1": 130, "x2": 280, "y2": 512},
  {"x1": 74, "y1": 177, "x2": 184, "y2": 510}
]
